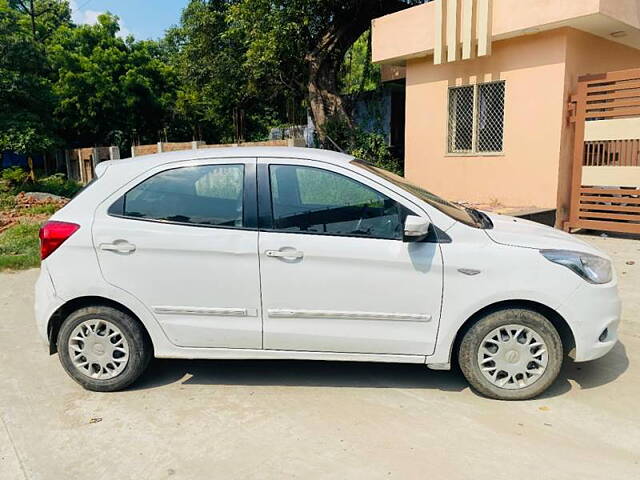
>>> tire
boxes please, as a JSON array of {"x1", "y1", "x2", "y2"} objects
[
  {"x1": 458, "y1": 309, "x2": 563, "y2": 400},
  {"x1": 57, "y1": 306, "x2": 152, "y2": 392}
]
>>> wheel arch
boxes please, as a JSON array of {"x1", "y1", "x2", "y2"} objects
[
  {"x1": 450, "y1": 299, "x2": 576, "y2": 366},
  {"x1": 47, "y1": 296, "x2": 155, "y2": 355}
]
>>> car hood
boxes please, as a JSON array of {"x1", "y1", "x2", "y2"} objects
[{"x1": 483, "y1": 212, "x2": 606, "y2": 256}]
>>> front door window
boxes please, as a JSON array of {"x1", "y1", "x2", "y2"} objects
[{"x1": 269, "y1": 165, "x2": 407, "y2": 240}]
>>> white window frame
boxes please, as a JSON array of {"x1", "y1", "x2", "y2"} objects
[{"x1": 447, "y1": 80, "x2": 505, "y2": 156}]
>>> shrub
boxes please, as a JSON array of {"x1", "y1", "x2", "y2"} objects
[
  {"x1": 0, "y1": 193, "x2": 16, "y2": 211},
  {"x1": 1, "y1": 167, "x2": 82, "y2": 198},
  {"x1": 0, "y1": 167, "x2": 28, "y2": 190},
  {"x1": 349, "y1": 130, "x2": 402, "y2": 175},
  {"x1": 12, "y1": 173, "x2": 82, "y2": 198},
  {"x1": 33, "y1": 174, "x2": 82, "y2": 198},
  {"x1": 320, "y1": 115, "x2": 403, "y2": 175}
]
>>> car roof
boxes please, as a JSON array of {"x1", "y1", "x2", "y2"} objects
[{"x1": 111, "y1": 147, "x2": 355, "y2": 171}]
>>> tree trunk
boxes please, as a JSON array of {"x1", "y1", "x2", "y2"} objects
[
  {"x1": 306, "y1": 0, "x2": 420, "y2": 142},
  {"x1": 307, "y1": 56, "x2": 352, "y2": 143}
]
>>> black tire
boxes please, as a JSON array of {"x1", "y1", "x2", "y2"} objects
[
  {"x1": 57, "y1": 306, "x2": 152, "y2": 392},
  {"x1": 458, "y1": 309, "x2": 563, "y2": 401}
]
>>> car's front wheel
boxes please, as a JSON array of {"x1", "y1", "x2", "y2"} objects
[
  {"x1": 57, "y1": 306, "x2": 152, "y2": 392},
  {"x1": 458, "y1": 308, "x2": 563, "y2": 400}
]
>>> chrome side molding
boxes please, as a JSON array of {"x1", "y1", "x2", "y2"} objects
[
  {"x1": 268, "y1": 309, "x2": 431, "y2": 322},
  {"x1": 153, "y1": 306, "x2": 254, "y2": 317}
]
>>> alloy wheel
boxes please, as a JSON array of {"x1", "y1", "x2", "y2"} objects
[
  {"x1": 68, "y1": 319, "x2": 130, "y2": 380},
  {"x1": 477, "y1": 324, "x2": 548, "y2": 390}
]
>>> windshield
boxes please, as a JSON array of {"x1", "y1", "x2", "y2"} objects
[{"x1": 350, "y1": 159, "x2": 484, "y2": 228}]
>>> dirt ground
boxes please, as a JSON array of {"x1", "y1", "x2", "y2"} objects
[
  {"x1": 0, "y1": 192, "x2": 66, "y2": 234},
  {"x1": 1, "y1": 233, "x2": 639, "y2": 480}
]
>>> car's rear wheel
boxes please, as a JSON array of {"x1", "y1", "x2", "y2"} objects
[
  {"x1": 458, "y1": 309, "x2": 563, "y2": 400},
  {"x1": 57, "y1": 306, "x2": 152, "y2": 392}
]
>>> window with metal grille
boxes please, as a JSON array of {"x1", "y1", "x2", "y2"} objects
[{"x1": 448, "y1": 81, "x2": 505, "y2": 154}]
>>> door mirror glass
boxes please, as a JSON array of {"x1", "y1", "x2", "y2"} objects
[{"x1": 403, "y1": 215, "x2": 430, "y2": 242}]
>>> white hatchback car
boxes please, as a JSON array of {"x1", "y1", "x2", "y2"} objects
[{"x1": 35, "y1": 147, "x2": 620, "y2": 400}]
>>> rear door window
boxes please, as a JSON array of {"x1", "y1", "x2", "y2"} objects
[{"x1": 110, "y1": 164, "x2": 244, "y2": 227}]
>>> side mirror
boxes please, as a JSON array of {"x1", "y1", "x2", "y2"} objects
[{"x1": 403, "y1": 215, "x2": 431, "y2": 242}]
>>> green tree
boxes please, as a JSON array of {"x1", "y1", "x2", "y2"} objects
[
  {"x1": 165, "y1": 0, "x2": 291, "y2": 143},
  {"x1": 170, "y1": 0, "x2": 423, "y2": 143},
  {"x1": 340, "y1": 29, "x2": 380, "y2": 96},
  {"x1": 49, "y1": 13, "x2": 181, "y2": 152},
  {"x1": 0, "y1": 0, "x2": 57, "y2": 154},
  {"x1": 225, "y1": 0, "x2": 423, "y2": 139},
  {"x1": 9, "y1": 0, "x2": 71, "y2": 45}
]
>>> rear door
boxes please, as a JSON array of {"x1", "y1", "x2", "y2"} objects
[
  {"x1": 257, "y1": 158, "x2": 443, "y2": 355},
  {"x1": 92, "y1": 158, "x2": 262, "y2": 349}
]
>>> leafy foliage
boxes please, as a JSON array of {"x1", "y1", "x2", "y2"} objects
[
  {"x1": 0, "y1": 193, "x2": 17, "y2": 211},
  {"x1": 0, "y1": 167, "x2": 80, "y2": 196},
  {"x1": 323, "y1": 115, "x2": 402, "y2": 175},
  {"x1": 164, "y1": 0, "x2": 301, "y2": 143},
  {"x1": 169, "y1": 0, "x2": 421, "y2": 141},
  {"x1": 49, "y1": 13, "x2": 181, "y2": 152},
  {"x1": 0, "y1": 166, "x2": 28, "y2": 189},
  {"x1": 340, "y1": 30, "x2": 380, "y2": 95},
  {"x1": 22, "y1": 173, "x2": 82, "y2": 197},
  {"x1": 0, "y1": 0, "x2": 58, "y2": 153},
  {"x1": 350, "y1": 131, "x2": 402, "y2": 175},
  {"x1": 1, "y1": 2, "x2": 184, "y2": 156},
  {"x1": 1, "y1": 0, "x2": 420, "y2": 168}
]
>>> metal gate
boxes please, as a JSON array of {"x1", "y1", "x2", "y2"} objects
[{"x1": 565, "y1": 68, "x2": 640, "y2": 234}]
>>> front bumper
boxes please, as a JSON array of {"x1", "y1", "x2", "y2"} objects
[{"x1": 557, "y1": 280, "x2": 621, "y2": 362}]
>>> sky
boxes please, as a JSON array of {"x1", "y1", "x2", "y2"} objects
[{"x1": 69, "y1": 0, "x2": 190, "y2": 40}]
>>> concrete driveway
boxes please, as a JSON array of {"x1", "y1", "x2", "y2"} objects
[{"x1": 1, "y1": 234, "x2": 639, "y2": 479}]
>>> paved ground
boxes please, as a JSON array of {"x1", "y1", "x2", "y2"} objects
[{"x1": 1, "y1": 233, "x2": 639, "y2": 479}]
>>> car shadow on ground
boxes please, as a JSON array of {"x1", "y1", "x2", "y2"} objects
[
  {"x1": 130, "y1": 341, "x2": 629, "y2": 399},
  {"x1": 532, "y1": 341, "x2": 629, "y2": 399},
  {"x1": 133, "y1": 359, "x2": 469, "y2": 393}
]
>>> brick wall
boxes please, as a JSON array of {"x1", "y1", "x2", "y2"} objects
[{"x1": 131, "y1": 139, "x2": 297, "y2": 157}]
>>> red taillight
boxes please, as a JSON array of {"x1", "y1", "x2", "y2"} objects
[{"x1": 39, "y1": 221, "x2": 80, "y2": 260}]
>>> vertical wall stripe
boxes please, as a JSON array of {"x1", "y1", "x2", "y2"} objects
[
  {"x1": 446, "y1": 0, "x2": 460, "y2": 62},
  {"x1": 461, "y1": 0, "x2": 475, "y2": 60},
  {"x1": 434, "y1": 0, "x2": 490, "y2": 65},
  {"x1": 476, "y1": 0, "x2": 492, "y2": 57},
  {"x1": 434, "y1": 0, "x2": 446, "y2": 65}
]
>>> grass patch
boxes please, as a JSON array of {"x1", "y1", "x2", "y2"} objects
[
  {"x1": 0, "y1": 193, "x2": 17, "y2": 212},
  {"x1": 0, "y1": 222, "x2": 41, "y2": 271},
  {"x1": 24, "y1": 204, "x2": 59, "y2": 215}
]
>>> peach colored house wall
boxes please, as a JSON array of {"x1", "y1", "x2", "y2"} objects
[
  {"x1": 405, "y1": 29, "x2": 568, "y2": 207},
  {"x1": 404, "y1": 27, "x2": 640, "y2": 212}
]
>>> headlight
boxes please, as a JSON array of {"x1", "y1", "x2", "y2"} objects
[{"x1": 540, "y1": 249, "x2": 612, "y2": 284}]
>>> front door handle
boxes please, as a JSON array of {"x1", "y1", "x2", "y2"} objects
[
  {"x1": 265, "y1": 249, "x2": 304, "y2": 260},
  {"x1": 100, "y1": 241, "x2": 136, "y2": 254}
]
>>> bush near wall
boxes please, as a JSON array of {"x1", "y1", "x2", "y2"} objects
[{"x1": 0, "y1": 168, "x2": 82, "y2": 198}]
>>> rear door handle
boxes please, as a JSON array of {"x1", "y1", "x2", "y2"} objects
[
  {"x1": 265, "y1": 249, "x2": 304, "y2": 259},
  {"x1": 100, "y1": 241, "x2": 136, "y2": 254}
]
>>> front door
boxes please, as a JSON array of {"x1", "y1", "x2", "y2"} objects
[
  {"x1": 258, "y1": 159, "x2": 443, "y2": 355},
  {"x1": 92, "y1": 159, "x2": 262, "y2": 349}
]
